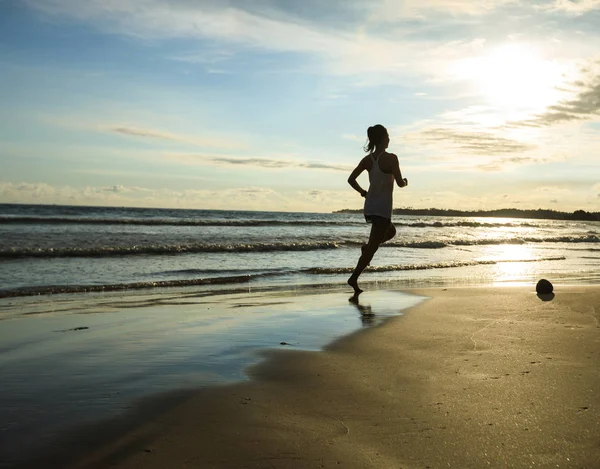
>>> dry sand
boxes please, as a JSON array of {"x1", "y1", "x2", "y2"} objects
[{"x1": 64, "y1": 286, "x2": 600, "y2": 468}]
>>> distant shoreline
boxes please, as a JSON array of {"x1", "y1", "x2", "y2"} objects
[{"x1": 334, "y1": 208, "x2": 600, "y2": 221}]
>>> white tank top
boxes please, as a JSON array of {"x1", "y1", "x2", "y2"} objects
[{"x1": 364, "y1": 152, "x2": 394, "y2": 220}]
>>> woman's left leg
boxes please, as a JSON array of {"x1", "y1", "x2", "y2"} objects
[
  {"x1": 348, "y1": 217, "x2": 390, "y2": 296},
  {"x1": 381, "y1": 222, "x2": 396, "y2": 244},
  {"x1": 361, "y1": 222, "x2": 395, "y2": 255}
]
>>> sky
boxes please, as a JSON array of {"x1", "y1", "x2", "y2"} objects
[{"x1": 1, "y1": 0, "x2": 599, "y2": 213}]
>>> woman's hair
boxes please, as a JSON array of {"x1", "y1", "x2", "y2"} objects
[{"x1": 363, "y1": 124, "x2": 388, "y2": 153}]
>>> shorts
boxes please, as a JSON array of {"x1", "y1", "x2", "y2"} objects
[{"x1": 365, "y1": 214, "x2": 391, "y2": 225}]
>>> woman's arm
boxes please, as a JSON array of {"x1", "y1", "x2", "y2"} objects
[
  {"x1": 390, "y1": 154, "x2": 408, "y2": 188},
  {"x1": 347, "y1": 159, "x2": 368, "y2": 197}
]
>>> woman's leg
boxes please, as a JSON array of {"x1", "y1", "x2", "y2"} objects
[
  {"x1": 381, "y1": 222, "x2": 396, "y2": 244},
  {"x1": 361, "y1": 222, "x2": 395, "y2": 254},
  {"x1": 348, "y1": 217, "x2": 390, "y2": 296}
]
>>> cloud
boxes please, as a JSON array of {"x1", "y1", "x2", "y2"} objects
[
  {"x1": 534, "y1": 185, "x2": 568, "y2": 193},
  {"x1": 215, "y1": 157, "x2": 351, "y2": 171},
  {"x1": 511, "y1": 70, "x2": 600, "y2": 127},
  {"x1": 110, "y1": 126, "x2": 246, "y2": 150},
  {"x1": 103, "y1": 185, "x2": 126, "y2": 193},
  {"x1": 210, "y1": 157, "x2": 291, "y2": 169},
  {"x1": 0, "y1": 181, "x2": 351, "y2": 212},
  {"x1": 415, "y1": 127, "x2": 535, "y2": 154},
  {"x1": 342, "y1": 134, "x2": 364, "y2": 143},
  {"x1": 101, "y1": 184, "x2": 151, "y2": 193},
  {"x1": 302, "y1": 162, "x2": 351, "y2": 171},
  {"x1": 473, "y1": 156, "x2": 544, "y2": 171},
  {"x1": 23, "y1": 1, "x2": 387, "y2": 71},
  {"x1": 371, "y1": 0, "x2": 515, "y2": 19},
  {"x1": 538, "y1": 0, "x2": 600, "y2": 15},
  {"x1": 168, "y1": 153, "x2": 352, "y2": 171},
  {"x1": 40, "y1": 114, "x2": 248, "y2": 151},
  {"x1": 21, "y1": 0, "x2": 484, "y2": 80},
  {"x1": 112, "y1": 126, "x2": 183, "y2": 141}
]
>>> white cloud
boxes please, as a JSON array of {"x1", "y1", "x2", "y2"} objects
[
  {"x1": 342, "y1": 134, "x2": 364, "y2": 143},
  {"x1": 0, "y1": 181, "x2": 353, "y2": 212},
  {"x1": 40, "y1": 114, "x2": 248, "y2": 151},
  {"x1": 164, "y1": 152, "x2": 353, "y2": 172},
  {"x1": 509, "y1": 68, "x2": 600, "y2": 127},
  {"x1": 24, "y1": 1, "x2": 393, "y2": 72},
  {"x1": 2, "y1": 178, "x2": 597, "y2": 212},
  {"x1": 416, "y1": 127, "x2": 535, "y2": 155},
  {"x1": 539, "y1": 0, "x2": 600, "y2": 14},
  {"x1": 370, "y1": 0, "x2": 516, "y2": 19},
  {"x1": 109, "y1": 125, "x2": 247, "y2": 150},
  {"x1": 21, "y1": 0, "x2": 487, "y2": 80}
]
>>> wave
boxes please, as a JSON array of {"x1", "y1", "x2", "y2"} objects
[
  {"x1": 395, "y1": 221, "x2": 539, "y2": 228},
  {"x1": 303, "y1": 256, "x2": 567, "y2": 275},
  {"x1": 385, "y1": 235, "x2": 600, "y2": 249},
  {"x1": 0, "y1": 256, "x2": 566, "y2": 299},
  {"x1": 0, "y1": 242, "x2": 342, "y2": 259},
  {"x1": 1, "y1": 216, "x2": 546, "y2": 230},
  {"x1": 449, "y1": 235, "x2": 600, "y2": 245},
  {"x1": 0, "y1": 216, "x2": 359, "y2": 227},
  {"x1": 0, "y1": 274, "x2": 270, "y2": 299},
  {"x1": 152, "y1": 267, "x2": 289, "y2": 277},
  {"x1": 1, "y1": 234, "x2": 598, "y2": 259}
]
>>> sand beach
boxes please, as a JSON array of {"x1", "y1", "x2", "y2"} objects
[{"x1": 8, "y1": 285, "x2": 598, "y2": 469}]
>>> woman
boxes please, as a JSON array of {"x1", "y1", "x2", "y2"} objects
[{"x1": 347, "y1": 124, "x2": 408, "y2": 297}]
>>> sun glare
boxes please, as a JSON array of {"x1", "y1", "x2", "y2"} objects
[{"x1": 453, "y1": 43, "x2": 567, "y2": 116}]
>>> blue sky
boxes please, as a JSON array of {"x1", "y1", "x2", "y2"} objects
[{"x1": 1, "y1": 0, "x2": 599, "y2": 212}]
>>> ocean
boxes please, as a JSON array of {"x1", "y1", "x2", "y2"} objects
[{"x1": 1, "y1": 203, "x2": 599, "y2": 298}]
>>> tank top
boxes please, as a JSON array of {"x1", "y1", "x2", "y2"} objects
[{"x1": 364, "y1": 152, "x2": 394, "y2": 220}]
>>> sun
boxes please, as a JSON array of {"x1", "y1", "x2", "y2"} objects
[{"x1": 453, "y1": 43, "x2": 567, "y2": 116}]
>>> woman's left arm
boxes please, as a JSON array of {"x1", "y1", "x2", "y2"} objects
[{"x1": 390, "y1": 154, "x2": 408, "y2": 188}]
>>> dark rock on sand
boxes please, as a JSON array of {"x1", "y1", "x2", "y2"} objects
[{"x1": 536, "y1": 279, "x2": 553, "y2": 295}]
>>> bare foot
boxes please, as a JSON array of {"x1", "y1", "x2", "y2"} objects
[{"x1": 347, "y1": 277, "x2": 363, "y2": 297}]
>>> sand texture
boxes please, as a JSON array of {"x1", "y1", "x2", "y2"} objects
[{"x1": 62, "y1": 286, "x2": 600, "y2": 468}]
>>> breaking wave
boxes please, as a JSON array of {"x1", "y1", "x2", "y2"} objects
[
  {"x1": 0, "y1": 256, "x2": 566, "y2": 298},
  {"x1": 1, "y1": 216, "x2": 545, "y2": 229},
  {"x1": 1, "y1": 235, "x2": 598, "y2": 259}
]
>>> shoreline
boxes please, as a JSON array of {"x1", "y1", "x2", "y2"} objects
[{"x1": 12, "y1": 284, "x2": 600, "y2": 468}]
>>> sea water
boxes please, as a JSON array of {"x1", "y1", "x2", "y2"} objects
[{"x1": 1, "y1": 203, "x2": 599, "y2": 297}]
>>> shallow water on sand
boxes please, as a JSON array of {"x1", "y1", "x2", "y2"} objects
[{"x1": 0, "y1": 286, "x2": 424, "y2": 467}]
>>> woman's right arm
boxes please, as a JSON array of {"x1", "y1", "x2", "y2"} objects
[{"x1": 348, "y1": 159, "x2": 368, "y2": 197}]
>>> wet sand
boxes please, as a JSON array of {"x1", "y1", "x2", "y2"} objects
[{"x1": 26, "y1": 286, "x2": 600, "y2": 468}]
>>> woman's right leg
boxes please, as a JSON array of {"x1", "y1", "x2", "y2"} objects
[{"x1": 348, "y1": 218, "x2": 390, "y2": 296}]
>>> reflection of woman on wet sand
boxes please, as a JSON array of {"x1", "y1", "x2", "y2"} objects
[
  {"x1": 347, "y1": 124, "x2": 408, "y2": 297},
  {"x1": 349, "y1": 298, "x2": 376, "y2": 327}
]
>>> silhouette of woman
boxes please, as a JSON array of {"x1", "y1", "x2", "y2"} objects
[{"x1": 347, "y1": 125, "x2": 408, "y2": 297}]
